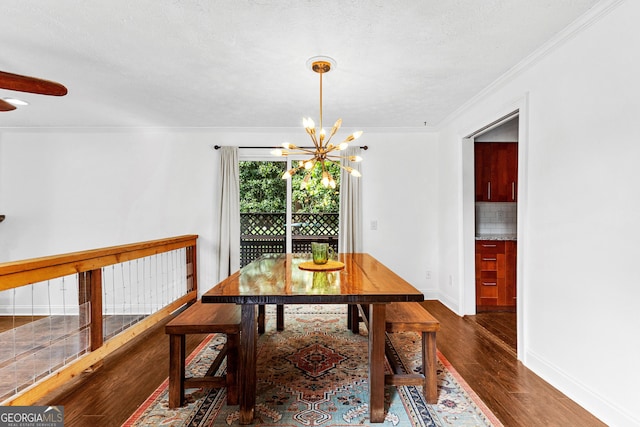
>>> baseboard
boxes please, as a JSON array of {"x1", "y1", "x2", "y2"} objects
[
  {"x1": 426, "y1": 291, "x2": 459, "y2": 314},
  {"x1": 525, "y1": 349, "x2": 639, "y2": 427}
]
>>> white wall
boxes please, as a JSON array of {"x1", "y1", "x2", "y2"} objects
[
  {"x1": 361, "y1": 132, "x2": 439, "y2": 296},
  {"x1": 0, "y1": 128, "x2": 439, "y2": 298},
  {"x1": 0, "y1": 130, "x2": 219, "y2": 297},
  {"x1": 437, "y1": 1, "x2": 640, "y2": 425}
]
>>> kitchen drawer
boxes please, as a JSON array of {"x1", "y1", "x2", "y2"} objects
[
  {"x1": 476, "y1": 278, "x2": 503, "y2": 300},
  {"x1": 477, "y1": 255, "x2": 499, "y2": 271},
  {"x1": 476, "y1": 241, "x2": 505, "y2": 254}
]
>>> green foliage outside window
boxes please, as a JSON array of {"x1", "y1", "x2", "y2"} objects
[
  {"x1": 239, "y1": 161, "x2": 340, "y2": 213},
  {"x1": 291, "y1": 162, "x2": 340, "y2": 213},
  {"x1": 239, "y1": 161, "x2": 287, "y2": 212}
]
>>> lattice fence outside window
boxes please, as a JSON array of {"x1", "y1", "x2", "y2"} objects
[{"x1": 240, "y1": 212, "x2": 339, "y2": 266}]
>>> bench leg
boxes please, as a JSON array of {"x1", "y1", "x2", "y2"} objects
[
  {"x1": 276, "y1": 304, "x2": 285, "y2": 331},
  {"x1": 423, "y1": 331, "x2": 438, "y2": 403},
  {"x1": 258, "y1": 304, "x2": 265, "y2": 334},
  {"x1": 226, "y1": 332, "x2": 239, "y2": 405},
  {"x1": 169, "y1": 334, "x2": 186, "y2": 408},
  {"x1": 351, "y1": 304, "x2": 366, "y2": 334}
]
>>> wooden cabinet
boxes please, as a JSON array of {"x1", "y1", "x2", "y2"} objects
[
  {"x1": 475, "y1": 240, "x2": 516, "y2": 312},
  {"x1": 475, "y1": 142, "x2": 518, "y2": 202}
]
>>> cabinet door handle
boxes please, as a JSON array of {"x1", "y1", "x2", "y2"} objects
[
  {"x1": 482, "y1": 244, "x2": 497, "y2": 248},
  {"x1": 482, "y1": 258, "x2": 497, "y2": 261},
  {"x1": 482, "y1": 282, "x2": 497, "y2": 286},
  {"x1": 488, "y1": 182, "x2": 491, "y2": 200},
  {"x1": 512, "y1": 182, "x2": 515, "y2": 200}
]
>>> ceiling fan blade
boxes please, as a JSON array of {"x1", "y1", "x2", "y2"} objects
[
  {"x1": 0, "y1": 71, "x2": 68, "y2": 96},
  {"x1": 0, "y1": 98, "x2": 17, "y2": 112}
]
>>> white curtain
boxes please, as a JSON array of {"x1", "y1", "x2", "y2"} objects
[
  {"x1": 215, "y1": 146, "x2": 240, "y2": 281},
  {"x1": 339, "y1": 146, "x2": 363, "y2": 253}
]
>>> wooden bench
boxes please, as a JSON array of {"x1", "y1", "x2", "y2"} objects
[
  {"x1": 357, "y1": 302, "x2": 440, "y2": 403},
  {"x1": 165, "y1": 301, "x2": 241, "y2": 408}
]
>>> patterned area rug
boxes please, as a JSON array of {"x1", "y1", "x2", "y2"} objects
[{"x1": 123, "y1": 305, "x2": 503, "y2": 426}]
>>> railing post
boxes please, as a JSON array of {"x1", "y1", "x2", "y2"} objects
[
  {"x1": 186, "y1": 244, "x2": 198, "y2": 295},
  {"x1": 89, "y1": 268, "x2": 103, "y2": 351}
]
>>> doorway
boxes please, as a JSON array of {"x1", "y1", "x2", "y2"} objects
[
  {"x1": 462, "y1": 109, "x2": 523, "y2": 357},
  {"x1": 474, "y1": 118, "x2": 518, "y2": 313}
]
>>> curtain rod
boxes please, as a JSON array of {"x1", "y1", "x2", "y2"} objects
[{"x1": 214, "y1": 145, "x2": 368, "y2": 150}]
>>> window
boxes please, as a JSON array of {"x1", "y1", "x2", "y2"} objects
[{"x1": 239, "y1": 159, "x2": 340, "y2": 266}]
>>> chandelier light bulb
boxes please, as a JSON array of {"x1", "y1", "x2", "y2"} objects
[
  {"x1": 304, "y1": 117, "x2": 315, "y2": 130},
  {"x1": 350, "y1": 169, "x2": 362, "y2": 177},
  {"x1": 349, "y1": 155, "x2": 363, "y2": 162},
  {"x1": 300, "y1": 173, "x2": 311, "y2": 189},
  {"x1": 304, "y1": 161, "x2": 314, "y2": 170},
  {"x1": 271, "y1": 149, "x2": 283, "y2": 156},
  {"x1": 321, "y1": 171, "x2": 330, "y2": 187},
  {"x1": 329, "y1": 119, "x2": 342, "y2": 137},
  {"x1": 338, "y1": 142, "x2": 349, "y2": 150}
]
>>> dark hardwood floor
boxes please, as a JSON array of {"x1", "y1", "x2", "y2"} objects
[
  {"x1": 35, "y1": 302, "x2": 606, "y2": 427},
  {"x1": 421, "y1": 301, "x2": 606, "y2": 427},
  {"x1": 0, "y1": 316, "x2": 46, "y2": 333},
  {"x1": 464, "y1": 310, "x2": 518, "y2": 355},
  {"x1": 35, "y1": 316, "x2": 208, "y2": 427}
]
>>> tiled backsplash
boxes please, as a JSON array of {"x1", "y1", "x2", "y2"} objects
[{"x1": 475, "y1": 202, "x2": 517, "y2": 236}]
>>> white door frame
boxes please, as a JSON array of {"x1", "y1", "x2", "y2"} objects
[{"x1": 459, "y1": 93, "x2": 529, "y2": 360}]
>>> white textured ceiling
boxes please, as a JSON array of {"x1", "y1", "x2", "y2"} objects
[{"x1": 1, "y1": 0, "x2": 600, "y2": 129}]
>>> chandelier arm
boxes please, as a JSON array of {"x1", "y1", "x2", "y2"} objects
[
  {"x1": 324, "y1": 144, "x2": 342, "y2": 154},
  {"x1": 325, "y1": 158, "x2": 361, "y2": 177},
  {"x1": 324, "y1": 133, "x2": 337, "y2": 147},
  {"x1": 307, "y1": 132, "x2": 320, "y2": 148},
  {"x1": 325, "y1": 158, "x2": 349, "y2": 170},
  {"x1": 326, "y1": 154, "x2": 358, "y2": 161}
]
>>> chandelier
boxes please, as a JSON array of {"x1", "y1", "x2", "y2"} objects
[{"x1": 272, "y1": 56, "x2": 363, "y2": 189}]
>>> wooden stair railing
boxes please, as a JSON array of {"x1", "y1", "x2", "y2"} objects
[{"x1": 0, "y1": 235, "x2": 199, "y2": 405}]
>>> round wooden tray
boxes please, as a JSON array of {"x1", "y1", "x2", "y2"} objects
[{"x1": 298, "y1": 260, "x2": 345, "y2": 271}]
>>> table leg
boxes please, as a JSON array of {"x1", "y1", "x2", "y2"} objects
[
  {"x1": 369, "y1": 303, "x2": 386, "y2": 423},
  {"x1": 239, "y1": 304, "x2": 257, "y2": 424},
  {"x1": 349, "y1": 304, "x2": 361, "y2": 334}
]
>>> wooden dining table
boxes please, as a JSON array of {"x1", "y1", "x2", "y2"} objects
[{"x1": 201, "y1": 252, "x2": 424, "y2": 424}]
